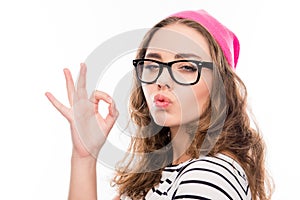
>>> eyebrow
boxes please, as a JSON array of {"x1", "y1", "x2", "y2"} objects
[
  {"x1": 145, "y1": 52, "x2": 162, "y2": 60},
  {"x1": 175, "y1": 53, "x2": 202, "y2": 60},
  {"x1": 145, "y1": 52, "x2": 202, "y2": 60}
]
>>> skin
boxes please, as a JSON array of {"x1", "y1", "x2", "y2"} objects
[
  {"x1": 45, "y1": 23, "x2": 212, "y2": 199},
  {"x1": 142, "y1": 23, "x2": 213, "y2": 163},
  {"x1": 45, "y1": 64, "x2": 119, "y2": 200}
]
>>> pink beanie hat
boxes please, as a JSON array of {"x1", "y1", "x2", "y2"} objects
[{"x1": 170, "y1": 9, "x2": 240, "y2": 69}]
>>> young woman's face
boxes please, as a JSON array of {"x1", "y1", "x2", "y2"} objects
[{"x1": 141, "y1": 23, "x2": 213, "y2": 128}]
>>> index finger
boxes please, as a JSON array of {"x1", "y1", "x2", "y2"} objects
[{"x1": 64, "y1": 68, "x2": 75, "y2": 106}]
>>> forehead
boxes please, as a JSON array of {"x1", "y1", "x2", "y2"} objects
[{"x1": 147, "y1": 23, "x2": 211, "y2": 60}]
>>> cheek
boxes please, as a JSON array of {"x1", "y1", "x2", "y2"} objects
[
  {"x1": 194, "y1": 83, "x2": 210, "y2": 112},
  {"x1": 190, "y1": 71, "x2": 212, "y2": 114},
  {"x1": 175, "y1": 80, "x2": 210, "y2": 121},
  {"x1": 194, "y1": 78, "x2": 211, "y2": 110},
  {"x1": 141, "y1": 84, "x2": 154, "y2": 107}
]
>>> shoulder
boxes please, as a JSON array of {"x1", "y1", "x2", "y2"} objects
[{"x1": 173, "y1": 153, "x2": 251, "y2": 200}]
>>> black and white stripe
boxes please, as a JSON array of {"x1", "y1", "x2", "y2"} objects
[{"x1": 120, "y1": 154, "x2": 251, "y2": 200}]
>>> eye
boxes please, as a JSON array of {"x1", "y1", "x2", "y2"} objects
[
  {"x1": 181, "y1": 66, "x2": 197, "y2": 72},
  {"x1": 177, "y1": 64, "x2": 197, "y2": 72},
  {"x1": 143, "y1": 61, "x2": 160, "y2": 71},
  {"x1": 145, "y1": 64, "x2": 159, "y2": 70}
]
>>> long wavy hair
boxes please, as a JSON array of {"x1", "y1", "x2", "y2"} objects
[{"x1": 112, "y1": 17, "x2": 273, "y2": 200}]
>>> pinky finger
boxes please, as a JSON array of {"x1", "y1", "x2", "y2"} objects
[{"x1": 45, "y1": 92, "x2": 71, "y2": 120}]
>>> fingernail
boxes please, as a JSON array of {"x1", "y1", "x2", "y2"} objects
[
  {"x1": 63, "y1": 68, "x2": 68, "y2": 75},
  {"x1": 80, "y1": 63, "x2": 86, "y2": 73},
  {"x1": 45, "y1": 92, "x2": 52, "y2": 99}
]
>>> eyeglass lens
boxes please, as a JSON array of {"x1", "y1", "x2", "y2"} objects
[{"x1": 136, "y1": 60, "x2": 199, "y2": 84}]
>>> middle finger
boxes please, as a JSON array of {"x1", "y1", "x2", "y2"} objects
[{"x1": 76, "y1": 63, "x2": 88, "y2": 99}]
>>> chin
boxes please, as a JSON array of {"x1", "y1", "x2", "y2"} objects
[
  {"x1": 151, "y1": 114, "x2": 179, "y2": 127},
  {"x1": 150, "y1": 112, "x2": 169, "y2": 126},
  {"x1": 152, "y1": 117, "x2": 168, "y2": 126},
  {"x1": 152, "y1": 115, "x2": 200, "y2": 130}
]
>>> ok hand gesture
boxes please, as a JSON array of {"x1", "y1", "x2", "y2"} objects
[{"x1": 45, "y1": 63, "x2": 119, "y2": 158}]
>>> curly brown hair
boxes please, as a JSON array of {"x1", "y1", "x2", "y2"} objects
[{"x1": 112, "y1": 17, "x2": 273, "y2": 200}]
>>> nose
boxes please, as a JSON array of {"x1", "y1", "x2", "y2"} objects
[{"x1": 156, "y1": 67, "x2": 173, "y2": 89}]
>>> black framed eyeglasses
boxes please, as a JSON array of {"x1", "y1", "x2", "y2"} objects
[{"x1": 133, "y1": 58, "x2": 213, "y2": 85}]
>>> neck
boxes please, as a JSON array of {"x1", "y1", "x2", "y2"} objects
[{"x1": 170, "y1": 126, "x2": 192, "y2": 165}]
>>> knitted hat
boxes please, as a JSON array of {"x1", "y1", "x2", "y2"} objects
[{"x1": 170, "y1": 9, "x2": 240, "y2": 69}]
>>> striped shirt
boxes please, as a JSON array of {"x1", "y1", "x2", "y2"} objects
[{"x1": 120, "y1": 154, "x2": 251, "y2": 200}]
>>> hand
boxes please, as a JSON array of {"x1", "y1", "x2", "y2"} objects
[{"x1": 45, "y1": 63, "x2": 119, "y2": 158}]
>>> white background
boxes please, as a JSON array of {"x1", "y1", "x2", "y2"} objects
[{"x1": 0, "y1": 0, "x2": 299, "y2": 199}]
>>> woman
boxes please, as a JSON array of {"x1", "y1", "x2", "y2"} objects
[{"x1": 46, "y1": 9, "x2": 272, "y2": 200}]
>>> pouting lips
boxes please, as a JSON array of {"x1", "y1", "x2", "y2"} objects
[{"x1": 154, "y1": 94, "x2": 171, "y2": 108}]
